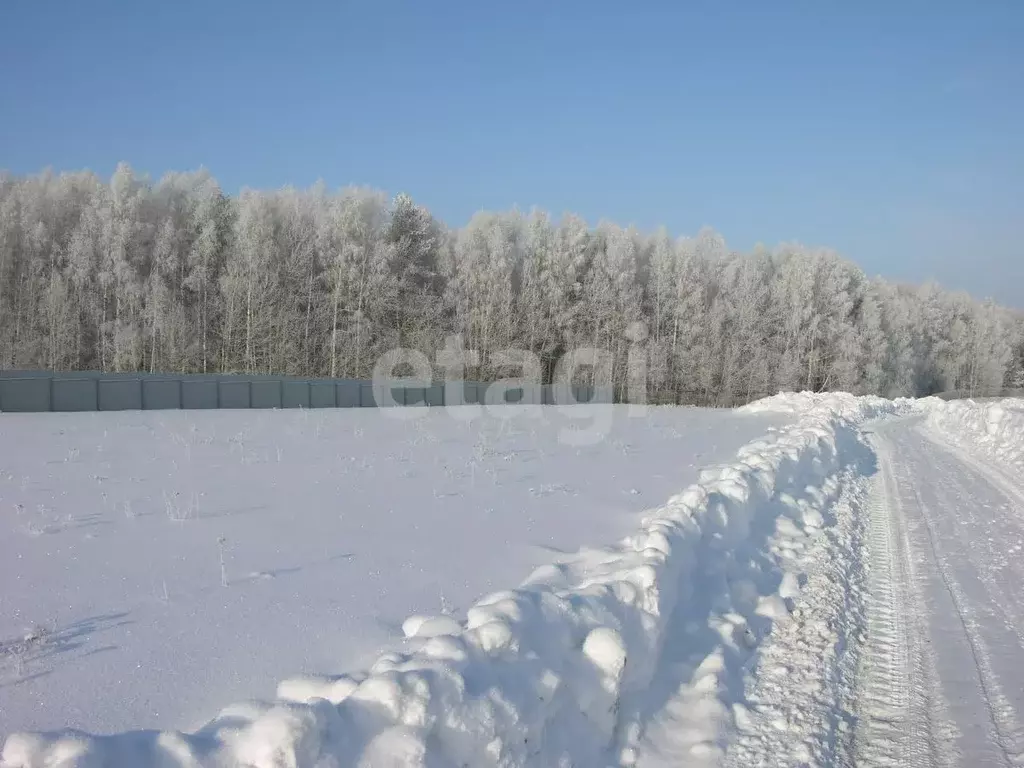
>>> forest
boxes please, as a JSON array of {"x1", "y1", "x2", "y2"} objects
[{"x1": 1, "y1": 163, "x2": 1021, "y2": 406}]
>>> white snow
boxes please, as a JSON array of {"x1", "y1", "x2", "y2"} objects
[
  {"x1": 857, "y1": 409, "x2": 1024, "y2": 766},
  {"x1": 923, "y1": 396, "x2": 1024, "y2": 478},
  {"x1": 2, "y1": 393, "x2": 915, "y2": 767},
  {"x1": 9, "y1": 393, "x2": 1018, "y2": 767},
  {"x1": 629, "y1": 393, "x2": 916, "y2": 768},
  {"x1": 0, "y1": 404, "x2": 786, "y2": 743}
]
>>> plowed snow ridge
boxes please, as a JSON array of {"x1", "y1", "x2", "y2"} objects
[{"x1": 925, "y1": 397, "x2": 1024, "y2": 478}]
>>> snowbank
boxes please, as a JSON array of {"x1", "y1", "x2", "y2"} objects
[
  {"x1": 924, "y1": 397, "x2": 1024, "y2": 476},
  {"x1": 739, "y1": 390, "x2": 918, "y2": 421},
  {"x1": 1, "y1": 394, "x2": 904, "y2": 768}
]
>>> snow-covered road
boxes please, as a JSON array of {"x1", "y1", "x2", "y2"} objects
[{"x1": 858, "y1": 414, "x2": 1024, "y2": 768}]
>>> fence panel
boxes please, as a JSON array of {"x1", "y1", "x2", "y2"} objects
[
  {"x1": 1, "y1": 371, "x2": 610, "y2": 413},
  {"x1": 142, "y1": 379, "x2": 182, "y2": 410},
  {"x1": 358, "y1": 382, "x2": 374, "y2": 407},
  {"x1": 0, "y1": 377, "x2": 52, "y2": 412},
  {"x1": 52, "y1": 379, "x2": 98, "y2": 412},
  {"x1": 494, "y1": 386, "x2": 524, "y2": 405},
  {"x1": 404, "y1": 387, "x2": 427, "y2": 406},
  {"x1": 521, "y1": 383, "x2": 541, "y2": 405},
  {"x1": 425, "y1": 384, "x2": 444, "y2": 407},
  {"x1": 99, "y1": 379, "x2": 143, "y2": 411},
  {"x1": 309, "y1": 381, "x2": 336, "y2": 408},
  {"x1": 181, "y1": 380, "x2": 218, "y2": 409},
  {"x1": 251, "y1": 380, "x2": 282, "y2": 409},
  {"x1": 281, "y1": 381, "x2": 310, "y2": 409},
  {"x1": 594, "y1": 385, "x2": 614, "y2": 403},
  {"x1": 336, "y1": 380, "x2": 360, "y2": 408},
  {"x1": 218, "y1": 381, "x2": 250, "y2": 409}
]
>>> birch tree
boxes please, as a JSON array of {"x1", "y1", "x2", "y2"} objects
[{"x1": 0, "y1": 166, "x2": 1019, "y2": 405}]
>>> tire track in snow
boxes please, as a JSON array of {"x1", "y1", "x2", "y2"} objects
[
  {"x1": 856, "y1": 440, "x2": 952, "y2": 768},
  {"x1": 924, "y1": 445, "x2": 1024, "y2": 653},
  {"x1": 904, "y1": 469, "x2": 1017, "y2": 767},
  {"x1": 909, "y1": 428, "x2": 1024, "y2": 763},
  {"x1": 924, "y1": 424, "x2": 1024, "y2": 520},
  {"x1": 859, "y1": 419, "x2": 1024, "y2": 768}
]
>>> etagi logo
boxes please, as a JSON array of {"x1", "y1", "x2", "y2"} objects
[{"x1": 368, "y1": 324, "x2": 652, "y2": 446}]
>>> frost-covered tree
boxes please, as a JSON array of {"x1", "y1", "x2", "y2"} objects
[
  {"x1": 715, "y1": 248, "x2": 773, "y2": 405},
  {"x1": 1007, "y1": 315, "x2": 1024, "y2": 390},
  {"x1": 221, "y1": 190, "x2": 280, "y2": 373},
  {"x1": 447, "y1": 211, "x2": 522, "y2": 377},
  {"x1": 319, "y1": 187, "x2": 392, "y2": 378},
  {"x1": 856, "y1": 282, "x2": 889, "y2": 396},
  {"x1": 386, "y1": 192, "x2": 445, "y2": 357},
  {"x1": 516, "y1": 209, "x2": 559, "y2": 376},
  {"x1": 182, "y1": 171, "x2": 229, "y2": 373},
  {"x1": 579, "y1": 222, "x2": 643, "y2": 394},
  {"x1": 0, "y1": 165, "x2": 1018, "y2": 405}
]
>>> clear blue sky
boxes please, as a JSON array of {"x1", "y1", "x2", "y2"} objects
[{"x1": 2, "y1": 1, "x2": 1021, "y2": 306}]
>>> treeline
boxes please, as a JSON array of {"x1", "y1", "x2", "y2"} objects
[{"x1": 0, "y1": 164, "x2": 1021, "y2": 405}]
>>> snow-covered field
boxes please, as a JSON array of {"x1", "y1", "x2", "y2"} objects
[
  {"x1": 0, "y1": 404, "x2": 787, "y2": 740},
  {"x1": 4, "y1": 394, "x2": 1024, "y2": 768}
]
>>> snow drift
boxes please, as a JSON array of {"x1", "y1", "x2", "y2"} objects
[
  {"x1": 924, "y1": 397, "x2": 1024, "y2": 477},
  {"x1": 1, "y1": 393, "x2": 908, "y2": 768},
  {"x1": 739, "y1": 390, "x2": 917, "y2": 421}
]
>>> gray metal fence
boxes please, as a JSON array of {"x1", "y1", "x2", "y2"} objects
[{"x1": 0, "y1": 370, "x2": 611, "y2": 413}]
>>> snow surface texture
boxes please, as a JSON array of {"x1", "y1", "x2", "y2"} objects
[
  {"x1": 1, "y1": 393, "x2": 912, "y2": 767},
  {"x1": 857, "y1": 412, "x2": 1024, "y2": 767},
  {"x1": 0, "y1": 405, "x2": 787, "y2": 739},
  {"x1": 923, "y1": 397, "x2": 1024, "y2": 478}
]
